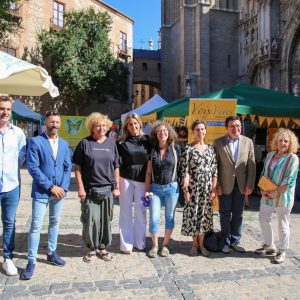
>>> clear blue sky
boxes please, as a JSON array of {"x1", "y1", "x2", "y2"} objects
[{"x1": 102, "y1": 0, "x2": 161, "y2": 50}]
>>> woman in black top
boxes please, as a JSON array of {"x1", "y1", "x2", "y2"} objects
[
  {"x1": 117, "y1": 113, "x2": 151, "y2": 253},
  {"x1": 144, "y1": 121, "x2": 180, "y2": 258},
  {"x1": 73, "y1": 113, "x2": 120, "y2": 262}
]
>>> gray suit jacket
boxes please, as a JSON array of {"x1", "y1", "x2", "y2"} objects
[{"x1": 213, "y1": 135, "x2": 256, "y2": 195}]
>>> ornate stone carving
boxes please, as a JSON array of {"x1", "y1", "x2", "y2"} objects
[{"x1": 271, "y1": 38, "x2": 279, "y2": 56}]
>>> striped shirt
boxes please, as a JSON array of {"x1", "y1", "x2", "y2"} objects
[
  {"x1": 0, "y1": 123, "x2": 26, "y2": 192},
  {"x1": 260, "y1": 151, "x2": 299, "y2": 208}
]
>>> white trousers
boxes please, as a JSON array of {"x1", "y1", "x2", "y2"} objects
[
  {"x1": 119, "y1": 177, "x2": 147, "y2": 252},
  {"x1": 259, "y1": 203, "x2": 291, "y2": 250}
]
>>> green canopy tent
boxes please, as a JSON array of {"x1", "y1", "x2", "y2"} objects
[{"x1": 143, "y1": 83, "x2": 300, "y2": 120}]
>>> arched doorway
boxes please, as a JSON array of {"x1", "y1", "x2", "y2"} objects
[{"x1": 133, "y1": 81, "x2": 161, "y2": 108}]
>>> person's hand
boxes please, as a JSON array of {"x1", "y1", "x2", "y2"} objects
[
  {"x1": 113, "y1": 188, "x2": 120, "y2": 197},
  {"x1": 277, "y1": 185, "x2": 287, "y2": 194},
  {"x1": 181, "y1": 174, "x2": 190, "y2": 189},
  {"x1": 266, "y1": 190, "x2": 276, "y2": 199},
  {"x1": 245, "y1": 186, "x2": 253, "y2": 196},
  {"x1": 78, "y1": 187, "x2": 86, "y2": 202},
  {"x1": 50, "y1": 185, "x2": 65, "y2": 200},
  {"x1": 209, "y1": 189, "x2": 216, "y2": 201},
  {"x1": 184, "y1": 191, "x2": 191, "y2": 202},
  {"x1": 217, "y1": 185, "x2": 222, "y2": 196}
]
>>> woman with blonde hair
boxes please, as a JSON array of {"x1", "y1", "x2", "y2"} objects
[
  {"x1": 73, "y1": 113, "x2": 120, "y2": 262},
  {"x1": 117, "y1": 113, "x2": 151, "y2": 253},
  {"x1": 255, "y1": 128, "x2": 299, "y2": 264},
  {"x1": 144, "y1": 121, "x2": 180, "y2": 257}
]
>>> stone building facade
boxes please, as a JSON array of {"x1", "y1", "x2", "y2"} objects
[
  {"x1": 132, "y1": 49, "x2": 161, "y2": 108},
  {"x1": 161, "y1": 0, "x2": 300, "y2": 100},
  {"x1": 1, "y1": 0, "x2": 133, "y2": 117}
]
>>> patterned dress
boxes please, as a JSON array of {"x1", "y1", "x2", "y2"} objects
[{"x1": 180, "y1": 144, "x2": 218, "y2": 236}]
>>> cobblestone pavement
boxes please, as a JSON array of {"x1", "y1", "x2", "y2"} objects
[{"x1": 0, "y1": 169, "x2": 300, "y2": 299}]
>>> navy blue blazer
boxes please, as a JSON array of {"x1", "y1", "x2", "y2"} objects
[{"x1": 27, "y1": 132, "x2": 72, "y2": 199}]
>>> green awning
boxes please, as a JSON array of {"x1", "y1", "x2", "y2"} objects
[{"x1": 143, "y1": 83, "x2": 300, "y2": 119}]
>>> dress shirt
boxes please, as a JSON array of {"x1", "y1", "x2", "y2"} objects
[
  {"x1": 228, "y1": 136, "x2": 239, "y2": 163},
  {"x1": 46, "y1": 133, "x2": 59, "y2": 160},
  {"x1": 0, "y1": 123, "x2": 26, "y2": 192}
]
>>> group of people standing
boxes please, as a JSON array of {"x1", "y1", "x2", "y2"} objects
[{"x1": 0, "y1": 94, "x2": 299, "y2": 281}]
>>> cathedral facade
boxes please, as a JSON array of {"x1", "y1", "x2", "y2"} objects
[{"x1": 161, "y1": 0, "x2": 300, "y2": 100}]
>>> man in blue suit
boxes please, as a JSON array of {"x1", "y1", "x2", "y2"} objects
[{"x1": 22, "y1": 111, "x2": 72, "y2": 280}]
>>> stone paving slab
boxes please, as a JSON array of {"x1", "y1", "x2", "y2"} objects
[{"x1": 0, "y1": 169, "x2": 300, "y2": 299}]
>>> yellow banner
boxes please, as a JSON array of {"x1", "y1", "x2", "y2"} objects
[
  {"x1": 59, "y1": 116, "x2": 89, "y2": 149},
  {"x1": 141, "y1": 113, "x2": 157, "y2": 123},
  {"x1": 188, "y1": 99, "x2": 237, "y2": 144}
]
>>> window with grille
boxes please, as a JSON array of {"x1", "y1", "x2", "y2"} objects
[
  {"x1": 53, "y1": 1, "x2": 64, "y2": 27},
  {"x1": 9, "y1": 1, "x2": 17, "y2": 10},
  {"x1": 120, "y1": 32, "x2": 127, "y2": 53}
]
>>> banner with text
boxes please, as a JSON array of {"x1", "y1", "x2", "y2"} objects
[{"x1": 188, "y1": 99, "x2": 237, "y2": 144}]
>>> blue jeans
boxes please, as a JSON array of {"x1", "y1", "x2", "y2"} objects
[
  {"x1": 219, "y1": 184, "x2": 245, "y2": 246},
  {"x1": 149, "y1": 182, "x2": 179, "y2": 234},
  {"x1": 28, "y1": 197, "x2": 65, "y2": 263},
  {"x1": 0, "y1": 186, "x2": 19, "y2": 259}
]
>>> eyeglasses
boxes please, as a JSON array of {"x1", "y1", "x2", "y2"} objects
[{"x1": 157, "y1": 129, "x2": 168, "y2": 133}]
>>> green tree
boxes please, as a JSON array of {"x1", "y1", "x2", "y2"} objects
[
  {"x1": 38, "y1": 8, "x2": 129, "y2": 115},
  {"x1": 0, "y1": 1, "x2": 24, "y2": 44}
]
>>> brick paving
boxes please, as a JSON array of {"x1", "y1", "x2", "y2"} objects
[{"x1": 0, "y1": 169, "x2": 300, "y2": 299}]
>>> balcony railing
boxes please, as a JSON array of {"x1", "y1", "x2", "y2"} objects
[{"x1": 118, "y1": 45, "x2": 128, "y2": 59}]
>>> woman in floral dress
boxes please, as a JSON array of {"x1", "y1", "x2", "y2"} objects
[{"x1": 180, "y1": 119, "x2": 218, "y2": 256}]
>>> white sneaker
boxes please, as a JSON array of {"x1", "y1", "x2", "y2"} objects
[
  {"x1": 222, "y1": 244, "x2": 230, "y2": 254},
  {"x1": 2, "y1": 259, "x2": 18, "y2": 276},
  {"x1": 273, "y1": 250, "x2": 286, "y2": 264},
  {"x1": 255, "y1": 244, "x2": 276, "y2": 255}
]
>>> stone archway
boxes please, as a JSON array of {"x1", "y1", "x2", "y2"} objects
[{"x1": 133, "y1": 81, "x2": 161, "y2": 108}]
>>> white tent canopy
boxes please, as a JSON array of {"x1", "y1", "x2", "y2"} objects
[
  {"x1": 0, "y1": 51, "x2": 59, "y2": 97},
  {"x1": 121, "y1": 94, "x2": 167, "y2": 123},
  {"x1": 12, "y1": 99, "x2": 41, "y2": 121}
]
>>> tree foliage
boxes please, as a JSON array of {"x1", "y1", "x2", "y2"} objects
[
  {"x1": 0, "y1": 0, "x2": 24, "y2": 45},
  {"x1": 38, "y1": 8, "x2": 129, "y2": 114}
]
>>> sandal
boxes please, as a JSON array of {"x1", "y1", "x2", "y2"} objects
[
  {"x1": 83, "y1": 252, "x2": 96, "y2": 263},
  {"x1": 148, "y1": 246, "x2": 158, "y2": 258},
  {"x1": 161, "y1": 246, "x2": 170, "y2": 257},
  {"x1": 98, "y1": 251, "x2": 113, "y2": 262},
  {"x1": 189, "y1": 246, "x2": 198, "y2": 257},
  {"x1": 199, "y1": 247, "x2": 210, "y2": 257}
]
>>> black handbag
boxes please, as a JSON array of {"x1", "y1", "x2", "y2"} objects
[
  {"x1": 203, "y1": 230, "x2": 225, "y2": 252},
  {"x1": 89, "y1": 186, "x2": 111, "y2": 201}
]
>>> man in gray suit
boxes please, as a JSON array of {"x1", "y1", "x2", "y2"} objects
[{"x1": 213, "y1": 116, "x2": 255, "y2": 254}]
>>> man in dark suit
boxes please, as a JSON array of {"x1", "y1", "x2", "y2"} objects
[
  {"x1": 22, "y1": 111, "x2": 72, "y2": 280},
  {"x1": 213, "y1": 116, "x2": 255, "y2": 254}
]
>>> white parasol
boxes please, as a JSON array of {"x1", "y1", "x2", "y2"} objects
[{"x1": 0, "y1": 51, "x2": 59, "y2": 97}]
